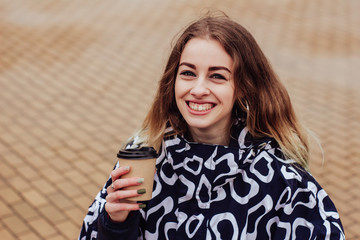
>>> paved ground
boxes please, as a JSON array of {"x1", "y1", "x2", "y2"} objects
[{"x1": 0, "y1": 0, "x2": 359, "y2": 239}]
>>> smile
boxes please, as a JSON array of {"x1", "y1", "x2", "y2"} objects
[{"x1": 187, "y1": 101, "x2": 215, "y2": 112}]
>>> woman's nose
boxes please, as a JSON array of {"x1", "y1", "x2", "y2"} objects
[{"x1": 190, "y1": 78, "x2": 210, "y2": 97}]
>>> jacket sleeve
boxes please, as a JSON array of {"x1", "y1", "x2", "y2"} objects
[
  {"x1": 266, "y1": 148, "x2": 346, "y2": 239},
  {"x1": 78, "y1": 174, "x2": 112, "y2": 240},
  {"x1": 314, "y1": 189, "x2": 346, "y2": 239},
  {"x1": 97, "y1": 209, "x2": 140, "y2": 240},
  {"x1": 78, "y1": 162, "x2": 141, "y2": 240}
]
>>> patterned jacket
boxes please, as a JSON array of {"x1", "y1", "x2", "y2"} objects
[{"x1": 79, "y1": 122, "x2": 345, "y2": 239}]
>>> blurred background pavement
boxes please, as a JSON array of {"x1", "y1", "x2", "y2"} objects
[{"x1": 0, "y1": 0, "x2": 359, "y2": 239}]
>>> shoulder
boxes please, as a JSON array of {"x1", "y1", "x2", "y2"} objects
[
  {"x1": 243, "y1": 139, "x2": 325, "y2": 209},
  {"x1": 249, "y1": 140, "x2": 317, "y2": 192},
  {"x1": 250, "y1": 145, "x2": 344, "y2": 237}
]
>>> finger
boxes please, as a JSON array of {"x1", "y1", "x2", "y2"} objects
[
  {"x1": 106, "y1": 184, "x2": 115, "y2": 194},
  {"x1": 111, "y1": 165, "x2": 131, "y2": 182},
  {"x1": 105, "y1": 201, "x2": 143, "y2": 212},
  {"x1": 106, "y1": 189, "x2": 146, "y2": 202},
  {"x1": 112, "y1": 177, "x2": 144, "y2": 190}
]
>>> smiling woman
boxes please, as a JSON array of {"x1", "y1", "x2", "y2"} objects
[
  {"x1": 79, "y1": 14, "x2": 345, "y2": 240},
  {"x1": 175, "y1": 38, "x2": 235, "y2": 145}
]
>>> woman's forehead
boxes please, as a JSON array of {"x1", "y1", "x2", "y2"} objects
[{"x1": 179, "y1": 38, "x2": 233, "y2": 70}]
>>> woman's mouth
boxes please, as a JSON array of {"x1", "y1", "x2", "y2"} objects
[{"x1": 187, "y1": 101, "x2": 215, "y2": 112}]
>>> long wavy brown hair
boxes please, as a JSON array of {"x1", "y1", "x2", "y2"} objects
[{"x1": 135, "y1": 14, "x2": 310, "y2": 169}]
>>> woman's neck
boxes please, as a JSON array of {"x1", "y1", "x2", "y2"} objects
[{"x1": 187, "y1": 127, "x2": 230, "y2": 146}]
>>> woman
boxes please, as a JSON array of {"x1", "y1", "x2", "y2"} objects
[{"x1": 79, "y1": 15, "x2": 345, "y2": 239}]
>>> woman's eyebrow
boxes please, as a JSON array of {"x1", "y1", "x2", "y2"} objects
[
  {"x1": 209, "y1": 66, "x2": 231, "y2": 73},
  {"x1": 179, "y1": 62, "x2": 231, "y2": 73},
  {"x1": 179, "y1": 62, "x2": 196, "y2": 69}
]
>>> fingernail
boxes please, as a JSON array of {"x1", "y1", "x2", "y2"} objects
[
  {"x1": 137, "y1": 178, "x2": 144, "y2": 184},
  {"x1": 124, "y1": 166, "x2": 130, "y2": 171},
  {"x1": 137, "y1": 188, "x2": 146, "y2": 194},
  {"x1": 139, "y1": 203, "x2": 146, "y2": 209}
]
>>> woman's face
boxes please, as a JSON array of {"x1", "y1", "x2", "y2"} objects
[{"x1": 175, "y1": 38, "x2": 235, "y2": 142}]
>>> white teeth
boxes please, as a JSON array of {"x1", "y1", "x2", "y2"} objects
[{"x1": 188, "y1": 102, "x2": 213, "y2": 111}]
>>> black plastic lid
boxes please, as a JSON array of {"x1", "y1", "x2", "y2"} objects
[{"x1": 117, "y1": 147, "x2": 158, "y2": 160}]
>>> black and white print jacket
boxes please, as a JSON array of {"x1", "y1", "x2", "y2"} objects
[{"x1": 79, "y1": 122, "x2": 345, "y2": 239}]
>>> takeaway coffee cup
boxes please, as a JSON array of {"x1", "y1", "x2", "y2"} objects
[{"x1": 117, "y1": 147, "x2": 158, "y2": 201}]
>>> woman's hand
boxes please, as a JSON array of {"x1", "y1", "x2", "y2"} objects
[{"x1": 105, "y1": 166, "x2": 146, "y2": 223}]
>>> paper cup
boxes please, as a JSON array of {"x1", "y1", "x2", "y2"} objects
[{"x1": 117, "y1": 147, "x2": 158, "y2": 201}]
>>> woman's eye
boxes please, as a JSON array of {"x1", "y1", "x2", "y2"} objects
[
  {"x1": 180, "y1": 71, "x2": 196, "y2": 77},
  {"x1": 210, "y1": 73, "x2": 226, "y2": 80}
]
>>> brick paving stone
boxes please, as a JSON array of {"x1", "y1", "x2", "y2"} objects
[
  {"x1": 95, "y1": 161, "x2": 115, "y2": 175},
  {"x1": 21, "y1": 190, "x2": 48, "y2": 207},
  {"x1": 0, "y1": 179, "x2": 6, "y2": 190},
  {"x1": 0, "y1": 199, "x2": 12, "y2": 217},
  {"x1": 18, "y1": 231, "x2": 42, "y2": 240},
  {"x1": 85, "y1": 139, "x2": 112, "y2": 155},
  {"x1": 38, "y1": 205, "x2": 66, "y2": 224},
  {"x1": 13, "y1": 202, "x2": 40, "y2": 220},
  {"x1": 39, "y1": 166, "x2": 66, "y2": 184},
  {"x1": 47, "y1": 235, "x2": 67, "y2": 240},
  {"x1": 348, "y1": 184, "x2": 360, "y2": 197},
  {"x1": 1, "y1": 133, "x2": 18, "y2": 145},
  {"x1": 2, "y1": 215, "x2": 30, "y2": 235},
  {"x1": 346, "y1": 225, "x2": 359, "y2": 240},
  {"x1": 47, "y1": 193, "x2": 73, "y2": 210},
  {"x1": 48, "y1": 155, "x2": 72, "y2": 172},
  {"x1": 33, "y1": 145, "x2": 57, "y2": 159},
  {"x1": 64, "y1": 138, "x2": 86, "y2": 151},
  {"x1": 8, "y1": 175, "x2": 33, "y2": 192},
  {"x1": 0, "y1": 141, "x2": 9, "y2": 153},
  {"x1": 348, "y1": 210, "x2": 360, "y2": 225},
  {"x1": 0, "y1": 161, "x2": 16, "y2": 178},
  {"x1": 64, "y1": 207, "x2": 87, "y2": 224},
  {"x1": 79, "y1": 149, "x2": 104, "y2": 163},
  {"x1": 88, "y1": 171, "x2": 109, "y2": 187},
  {"x1": 16, "y1": 164, "x2": 41, "y2": 181},
  {"x1": 26, "y1": 155, "x2": 48, "y2": 168},
  {"x1": 326, "y1": 175, "x2": 353, "y2": 194},
  {"x1": 63, "y1": 169, "x2": 89, "y2": 186},
  {"x1": 56, "y1": 181, "x2": 82, "y2": 198},
  {"x1": 334, "y1": 199, "x2": 357, "y2": 216},
  {"x1": 0, "y1": 228, "x2": 17, "y2": 240},
  {"x1": 0, "y1": 187, "x2": 22, "y2": 205},
  {"x1": 55, "y1": 221, "x2": 79, "y2": 239},
  {"x1": 81, "y1": 181, "x2": 103, "y2": 198},
  {"x1": 28, "y1": 218, "x2": 58, "y2": 238},
  {"x1": 73, "y1": 160, "x2": 98, "y2": 175},
  {"x1": 31, "y1": 178, "x2": 58, "y2": 195},
  {"x1": 56, "y1": 147, "x2": 78, "y2": 161},
  {"x1": 73, "y1": 195, "x2": 94, "y2": 210},
  {"x1": 10, "y1": 143, "x2": 36, "y2": 159},
  {"x1": 2, "y1": 151, "x2": 24, "y2": 167}
]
